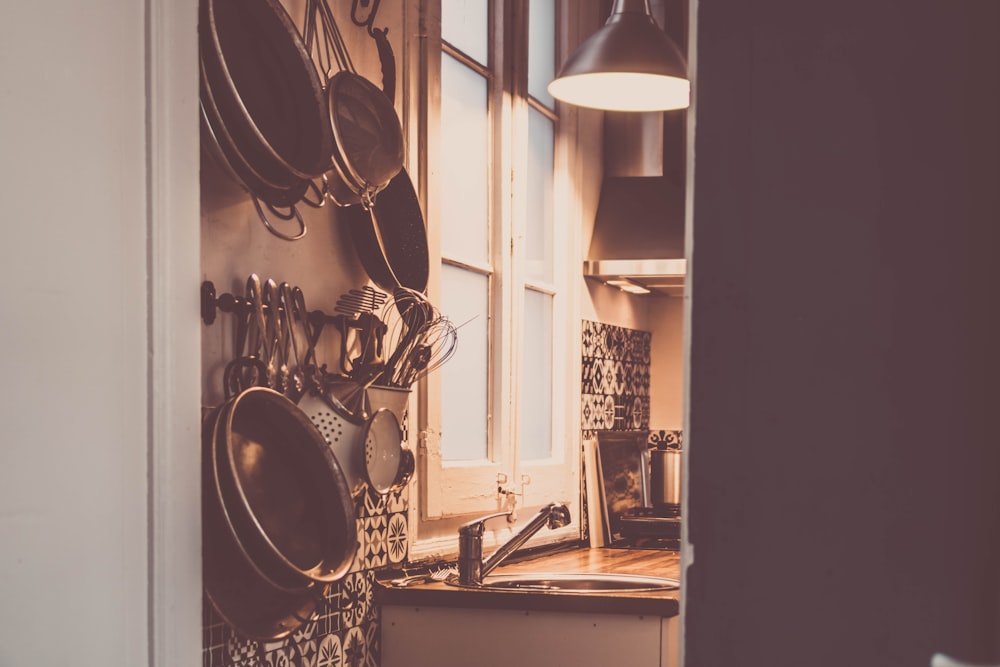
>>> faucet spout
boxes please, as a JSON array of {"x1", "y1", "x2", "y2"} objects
[{"x1": 457, "y1": 502, "x2": 571, "y2": 586}]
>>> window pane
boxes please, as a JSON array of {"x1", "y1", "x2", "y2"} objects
[
  {"x1": 441, "y1": 264, "x2": 490, "y2": 462},
  {"x1": 525, "y1": 108, "x2": 554, "y2": 282},
  {"x1": 528, "y1": 0, "x2": 556, "y2": 108},
  {"x1": 441, "y1": 54, "x2": 490, "y2": 264},
  {"x1": 519, "y1": 288, "x2": 553, "y2": 460},
  {"x1": 441, "y1": 0, "x2": 489, "y2": 65}
]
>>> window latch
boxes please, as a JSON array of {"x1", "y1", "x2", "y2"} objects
[{"x1": 496, "y1": 473, "x2": 532, "y2": 521}]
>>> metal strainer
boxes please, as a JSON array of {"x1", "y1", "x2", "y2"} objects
[{"x1": 297, "y1": 389, "x2": 366, "y2": 499}]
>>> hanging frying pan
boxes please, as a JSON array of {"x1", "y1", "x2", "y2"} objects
[
  {"x1": 199, "y1": 53, "x2": 310, "y2": 211},
  {"x1": 200, "y1": 90, "x2": 310, "y2": 240},
  {"x1": 201, "y1": 0, "x2": 334, "y2": 182},
  {"x1": 202, "y1": 406, "x2": 320, "y2": 641},
  {"x1": 214, "y1": 387, "x2": 357, "y2": 588},
  {"x1": 344, "y1": 167, "x2": 429, "y2": 293}
]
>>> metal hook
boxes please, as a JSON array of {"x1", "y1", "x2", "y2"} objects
[{"x1": 350, "y1": 0, "x2": 382, "y2": 36}]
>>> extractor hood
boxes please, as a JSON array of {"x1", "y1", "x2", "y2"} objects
[
  {"x1": 582, "y1": 0, "x2": 688, "y2": 297},
  {"x1": 584, "y1": 112, "x2": 686, "y2": 297}
]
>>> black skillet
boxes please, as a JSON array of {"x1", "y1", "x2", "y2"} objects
[
  {"x1": 337, "y1": 17, "x2": 429, "y2": 293},
  {"x1": 202, "y1": 405, "x2": 319, "y2": 641},
  {"x1": 344, "y1": 167, "x2": 429, "y2": 293}
]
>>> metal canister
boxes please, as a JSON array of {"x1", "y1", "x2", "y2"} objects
[{"x1": 650, "y1": 447, "x2": 682, "y2": 511}]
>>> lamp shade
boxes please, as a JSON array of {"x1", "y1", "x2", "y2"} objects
[{"x1": 548, "y1": 0, "x2": 689, "y2": 112}]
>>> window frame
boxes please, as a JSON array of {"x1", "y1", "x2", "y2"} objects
[{"x1": 404, "y1": 0, "x2": 584, "y2": 559}]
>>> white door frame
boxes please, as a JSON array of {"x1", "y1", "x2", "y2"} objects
[{"x1": 147, "y1": 0, "x2": 203, "y2": 664}]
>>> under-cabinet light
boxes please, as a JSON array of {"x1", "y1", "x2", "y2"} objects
[{"x1": 606, "y1": 279, "x2": 652, "y2": 294}]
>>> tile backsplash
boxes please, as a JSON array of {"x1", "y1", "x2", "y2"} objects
[
  {"x1": 203, "y1": 484, "x2": 408, "y2": 667},
  {"x1": 581, "y1": 320, "x2": 651, "y2": 433}
]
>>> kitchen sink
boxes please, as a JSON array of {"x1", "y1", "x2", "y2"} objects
[{"x1": 451, "y1": 572, "x2": 680, "y2": 593}]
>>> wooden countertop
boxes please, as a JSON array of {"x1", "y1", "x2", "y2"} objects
[{"x1": 375, "y1": 546, "x2": 681, "y2": 617}]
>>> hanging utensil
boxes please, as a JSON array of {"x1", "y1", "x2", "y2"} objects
[
  {"x1": 215, "y1": 387, "x2": 358, "y2": 588},
  {"x1": 343, "y1": 167, "x2": 429, "y2": 293},
  {"x1": 247, "y1": 274, "x2": 278, "y2": 389},
  {"x1": 334, "y1": 286, "x2": 388, "y2": 318},
  {"x1": 360, "y1": 407, "x2": 412, "y2": 496},
  {"x1": 377, "y1": 288, "x2": 435, "y2": 387},
  {"x1": 263, "y1": 278, "x2": 292, "y2": 393},
  {"x1": 349, "y1": 0, "x2": 396, "y2": 107},
  {"x1": 201, "y1": 0, "x2": 333, "y2": 181},
  {"x1": 338, "y1": 311, "x2": 386, "y2": 381},
  {"x1": 202, "y1": 406, "x2": 321, "y2": 641},
  {"x1": 306, "y1": 0, "x2": 404, "y2": 207},
  {"x1": 200, "y1": 58, "x2": 309, "y2": 241},
  {"x1": 199, "y1": 0, "x2": 334, "y2": 239},
  {"x1": 280, "y1": 283, "x2": 307, "y2": 400},
  {"x1": 336, "y1": 11, "x2": 428, "y2": 293},
  {"x1": 395, "y1": 316, "x2": 458, "y2": 388}
]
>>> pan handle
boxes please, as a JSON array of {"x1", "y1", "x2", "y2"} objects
[
  {"x1": 223, "y1": 357, "x2": 269, "y2": 398},
  {"x1": 299, "y1": 180, "x2": 326, "y2": 209},
  {"x1": 252, "y1": 196, "x2": 307, "y2": 241},
  {"x1": 372, "y1": 27, "x2": 396, "y2": 105}
]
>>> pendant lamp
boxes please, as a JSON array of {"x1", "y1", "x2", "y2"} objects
[{"x1": 547, "y1": 0, "x2": 690, "y2": 112}]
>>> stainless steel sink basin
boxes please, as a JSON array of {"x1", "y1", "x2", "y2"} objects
[{"x1": 454, "y1": 572, "x2": 679, "y2": 593}]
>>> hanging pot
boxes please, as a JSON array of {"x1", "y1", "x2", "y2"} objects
[
  {"x1": 199, "y1": 21, "x2": 325, "y2": 241},
  {"x1": 200, "y1": 56, "x2": 312, "y2": 241},
  {"x1": 201, "y1": 0, "x2": 334, "y2": 181},
  {"x1": 214, "y1": 387, "x2": 357, "y2": 588},
  {"x1": 201, "y1": 406, "x2": 320, "y2": 641}
]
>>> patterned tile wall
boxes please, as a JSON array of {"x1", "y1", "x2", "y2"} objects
[
  {"x1": 648, "y1": 429, "x2": 683, "y2": 450},
  {"x1": 203, "y1": 481, "x2": 409, "y2": 667},
  {"x1": 581, "y1": 320, "x2": 652, "y2": 433}
]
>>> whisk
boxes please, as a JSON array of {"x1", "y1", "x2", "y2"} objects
[
  {"x1": 377, "y1": 288, "x2": 456, "y2": 388},
  {"x1": 393, "y1": 316, "x2": 458, "y2": 387}
]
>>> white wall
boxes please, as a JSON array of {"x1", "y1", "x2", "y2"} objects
[
  {"x1": 684, "y1": 1, "x2": 1000, "y2": 665},
  {"x1": 0, "y1": 1, "x2": 201, "y2": 665},
  {"x1": 649, "y1": 296, "x2": 684, "y2": 429}
]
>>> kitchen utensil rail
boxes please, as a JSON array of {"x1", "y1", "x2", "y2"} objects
[{"x1": 202, "y1": 279, "x2": 355, "y2": 330}]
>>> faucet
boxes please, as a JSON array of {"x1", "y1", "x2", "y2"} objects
[{"x1": 457, "y1": 501, "x2": 571, "y2": 586}]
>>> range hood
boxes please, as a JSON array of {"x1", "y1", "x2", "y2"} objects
[{"x1": 584, "y1": 111, "x2": 687, "y2": 297}]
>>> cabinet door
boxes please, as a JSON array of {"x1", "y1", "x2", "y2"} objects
[
  {"x1": 383, "y1": 606, "x2": 663, "y2": 667},
  {"x1": 661, "y1": 616, "x2": 680, "y2": 667}
]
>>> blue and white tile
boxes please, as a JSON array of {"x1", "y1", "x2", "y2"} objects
[{"x1": 386, "y1": 512, "x2": 408, "y2": 564}]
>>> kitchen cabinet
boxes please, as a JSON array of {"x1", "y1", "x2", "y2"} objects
[
  {"x1": 382, "y1": 606, "x2": 678, "y2": 667},
  {"x1": 379, "y1": 547, "x2": 680, "y2": 667}
]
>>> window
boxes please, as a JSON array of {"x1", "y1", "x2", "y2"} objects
[{"x1": 409, "y1": 0, "x2": 581, "y2": 552}]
